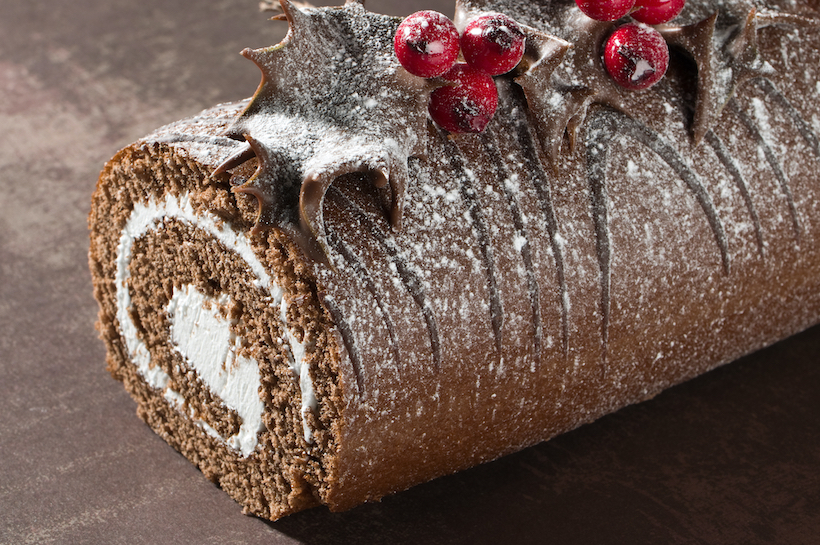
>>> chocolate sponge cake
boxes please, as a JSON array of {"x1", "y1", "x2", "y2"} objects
[{"x1": 89, "y1": 0, "x2": 820, "y2": 520}]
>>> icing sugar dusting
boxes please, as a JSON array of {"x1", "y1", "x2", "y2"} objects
[{"x1": 221, "y1": 2, "x2": 431, "y2": 258}]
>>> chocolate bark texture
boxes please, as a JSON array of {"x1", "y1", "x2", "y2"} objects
[{"x1": 89, "y1": 0, "x2": 820, "y2": 519}]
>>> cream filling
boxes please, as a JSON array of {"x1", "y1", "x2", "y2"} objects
[
  {"x1": 166, "y1": 285, "x2": 265, "y2": 455},
  {"x1": 115, "y1": 192, "x2": 317, "y2": 456},
  {"x1": 279, "y1": 297, "x2": 317, "y2": 442}
]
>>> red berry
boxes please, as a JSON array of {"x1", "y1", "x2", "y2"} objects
[
  {"x1": 631, "y1": 0, "x2": 686, "y2": 24},
  {"x1": 576, "y1": 0, "x2": 636, "y2": 21},
  {"x1": 394, "y1": 11, "x2": 460, "y2": 78},
  {"x1": 603, "y1": 23, "x2": 669, "y2": 90},
  {"x1": 428, "y1": 64, "x2": 499, "y2": 133},
  {"x1": 461, "y1": 13, "x2": 526, "y2": 76}
]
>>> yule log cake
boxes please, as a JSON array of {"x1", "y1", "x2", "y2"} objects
[{"x1": 89, "y1": 0, "x2": 820, "y2": 520}]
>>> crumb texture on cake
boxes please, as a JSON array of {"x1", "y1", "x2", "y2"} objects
[
  {"x1": 89, "y1": 0, "x2": 820, "y2": 519},
  {"x1": 89, "y1": 103, "x2": 348, "y2": 518}
]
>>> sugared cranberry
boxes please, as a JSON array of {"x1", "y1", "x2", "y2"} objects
[
  {"x1": 604, "y1": 23, "x2": 669, "y2": 90},
  {"x1": 428, "y1": 64, "x2": 499, "y2": 133},
  {"x1": 394, "y1": 11, "x2": 460, "y2": 78},
  {"x1": 461, "y1": 13, "x2": 526, "y2": 76},
  {"x1": 576, "y1": 0, "x2": 636, "y2": 22},
  {"x1": 631, "y1": 0, "x2": 686, "y2": 24}
]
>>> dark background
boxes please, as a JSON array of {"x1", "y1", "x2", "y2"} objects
[{"x1": 1, "y1": 1, "x2": 819, "y2": 543}]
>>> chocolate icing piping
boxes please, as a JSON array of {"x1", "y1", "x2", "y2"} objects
[
  {"x1": 480, "y1": 130, "x2": 543, "y2": 371},
  {"x1": 325, "y1": 224, "x2": 403, "y2": 380},
  {"x1": 507, "y1": 84, "x2": 570, "y2": 358},
  {"x1": 329, "y1": 187, "x2": 443, "y2": 371},
  {"x1": 618, "y1": 110, "x2": 730, "y2": 272},
  {"x1": 727, "y1": 97, "x2": 801, "y2": 243},
  {"x1": 587, "y1": 107, "x2": 731, "y2": 365},
  {"x1": 585, "y1": 114, "x2": 613, "y2": 371},
  {"x1": 704, "y1": 129, "x2": 766, "y2": 257},
  {"x1": 752, "y1": 78, "x2": 820, "y2": 161},
  {"x1": 437, "y1": 128, "x2": 505, "y2": 358}
]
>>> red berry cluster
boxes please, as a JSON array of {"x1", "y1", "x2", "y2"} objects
[
  {"x1": 576, "y1": 0, "x2": 686, "y2": 90},
  {"x1": 394, "y1": 11, "x2": 526, "y2": 134}
]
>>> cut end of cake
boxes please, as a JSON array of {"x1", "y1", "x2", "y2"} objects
[{"x1": 88, "y1": 112, "x2": 351, "y2": 519}]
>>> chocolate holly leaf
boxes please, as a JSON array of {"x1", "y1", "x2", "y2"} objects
[{"x1": 218, "y1": 0, "x2": 430, "y2": 262}]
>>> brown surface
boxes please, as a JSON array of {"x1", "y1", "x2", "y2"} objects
[{"x1": 2, "y1": 0, "x2": 820, "y2": 543}]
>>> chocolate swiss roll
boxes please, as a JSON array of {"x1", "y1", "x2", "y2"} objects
[{"x1": 89, "y1": 0, "x2": 820, "y2": 520}]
